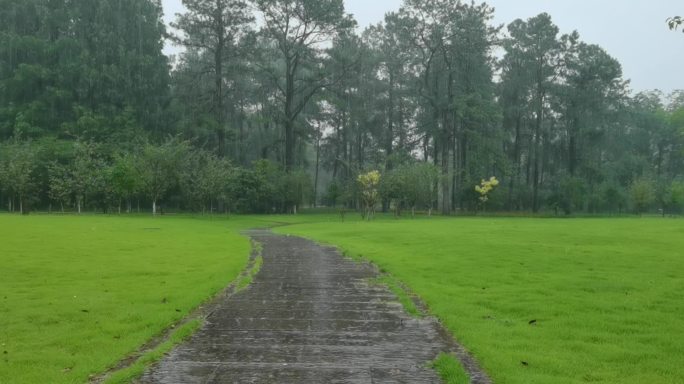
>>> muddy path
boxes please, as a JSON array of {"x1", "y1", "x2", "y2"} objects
[{"x1": 139, "y1": 230, "x2": 490, "y2": 383}]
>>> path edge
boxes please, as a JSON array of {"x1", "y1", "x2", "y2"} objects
[
  {"x1": 89, "y1": 236, "x2": 264, "y2": 384},
  {"x1": 283, "y1": 231, "x2": 493, "y2": 384}
]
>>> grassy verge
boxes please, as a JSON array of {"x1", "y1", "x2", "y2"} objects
[
  {"x1": 236, "y1": 242, "x2": 264, "y2": 292},
  {"x1": 102, "y1": 319, "x2": 201, "y2": 384},
  {"x1": 278, "y1": 217, "x2": 684, "y2": 384},
  {"x1": 371, "y1": 275, "x2": 421, "y2": 317},
  {"x1": 0, "y1": 214, "x2": 268, "y2": 384},
  {"x1": 99, "y1": 234, "x2": 267, "y2": 383},
  {"x1": 432, "y1": 353, "x2": 470, "y2": 384}
]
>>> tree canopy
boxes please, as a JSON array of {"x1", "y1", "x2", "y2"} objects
[{"x1": 1, "y1": 0, "x2": 682, "y2": 216}]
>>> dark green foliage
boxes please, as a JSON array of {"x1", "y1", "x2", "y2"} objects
[
  {"x1": 255, "y1": 0, "x2": 356, "y2": 170},
  {"x1": 0, "y1": 0, "x2": 171, "y2": 141},
  {"x1": 0, "y1": 139, "x2": 38, "y2": 213},
  {"x1": 662, "y1": 180, "x2": 684, "y2": 215},
  {"x1": 1, "y1": 2, "x2": 682, "y2": 215},
  {"x1": 630, "y1": 178, "x2": 656, "y2": 214},
  {"x1": 171, "y1": 0, "x2": 254, "y2": 157},
  {"x1": 137, "y1": 139, "x2": 190, "y2": 214},
  {"x1": 381, "y1": 162, "x2": 438, "y2": 216},
  {"x1": 225, "y1": 160, "x2": 311, "y2": 214}
]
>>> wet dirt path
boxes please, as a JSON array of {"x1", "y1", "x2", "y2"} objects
[{"x1": 139, "y1": 230, "x2": 463, "y2": 383}]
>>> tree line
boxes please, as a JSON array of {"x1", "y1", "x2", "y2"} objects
[
  {"x1": 0, "y1": 137, "x2": 317, "y2": 214},
  {"x1": 1, "y1": 0, "x2": 683, "y2": 215}
]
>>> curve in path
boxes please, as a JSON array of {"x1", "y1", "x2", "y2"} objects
[{"x1": 140, "y1": 230, "x2": 484, "y2": 383}]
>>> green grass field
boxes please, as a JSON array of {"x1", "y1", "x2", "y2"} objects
[
  {"x1": 2, "y1": 214, "x2": 683, "y2": 383},
  {"x1": 0, "y1": 215, "x2": 264, "y2": 384},
  {"x1": 278, "y1": 217, "x2": 684, "y2": 384}
]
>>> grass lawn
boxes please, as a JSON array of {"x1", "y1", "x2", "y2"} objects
[
  {"x1": 0, "y1": 214, "x2": 270, "y2": 384},
  {"x1": 3, "y1": 213, "x2": 683, "y2": 384},
  {"x1": 278, "y1": 217, "x2": 684, "y2": 384}
]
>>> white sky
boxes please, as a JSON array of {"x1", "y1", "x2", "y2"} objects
[{"x1": 161, "y1": 0, "x2": 684, "y2": 94}]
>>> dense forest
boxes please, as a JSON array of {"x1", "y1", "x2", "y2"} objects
[{"x1": 1, "y1": 0, "x2": 683, "y2": 215}]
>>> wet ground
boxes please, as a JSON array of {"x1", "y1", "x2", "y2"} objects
[{"x1": 139, "y1": 230, "x2": 472, "y2": 383}]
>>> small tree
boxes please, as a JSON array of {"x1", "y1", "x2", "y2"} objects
[
  {"x1": 227, "y1": 166, "x2": 265, "y2": 214},
  {"x1": 180, "y1": 150, "x2": 234, "y2": 214},
  {"x1": 475, "y1": 176, "x2": 500, "y2": 211},
  {"x1": 69, "y1": 142, "x2": 101, "y2": 214},
  {"x1": 138, "y1": 139, "x2": 189, "y2": 215},
  {"x1": 661, "y1": 180, "x2": 684, "y2": 216},
  {"x1": 197, "y1": 153, "x2": 232, "y2": 214},
  {"x1": 405, "y1": 163, "x2": 438, "y2": 217},
  {"x1": 0, "y1": 145, "x2": 9, "y2": 211},
  {"x1": 110, "y1": 153, "x2": 142, "y2": 214},
  {"x1": 671, "y1": 181, "x2": 684, "y2": 215},
  {"x1": 600, "y1": 182, "x2": 627, "y2": 215},
  {"x1": 555, "y1": 176, "x2": 587, "y2": 215},
  {"x1": 630, "y1": 179, "x2": 655, "y2": 215},
  {"x1": 379, "y1": 168, "x2": 404, "y2": 216},
  {"x1": 0, "y1": 141, "x2": 38, "y2": 214},
  {"x1": 48, "y1": 162, "x2": 72, "y2": 212},
  {"x1": 278, "y1": 170, "x2": 312, "y2": 215},
  {"x1": 324, "y1": 182, "x2": 342, "y2": 207},
  {"x1": 358, "y1": 170, "x2": 381, "y2": 220},
  {"x1": 179, "y1": 150, "x2": 206, "y2": 212},
  {"x1": 383, "y1": 163, "x2": 438, "y2": 217}
]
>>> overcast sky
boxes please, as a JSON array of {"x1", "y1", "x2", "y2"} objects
[{"x1": 161, "y1": 0, "x2": 683, "y2": 94}]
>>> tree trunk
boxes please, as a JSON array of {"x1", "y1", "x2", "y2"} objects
[
  {"x1": 423, "y1": 133, "x2": 430, "y2": 162},
  {"x1": 386, "y1": 72, "x2": 395, "y2": 169},
  {"x1": 284, "y1": 118, "x2": 295, "y2": 171},
  {"x1": 526, "y1": 133, "x2": 533, "y2": 188},
  {"x1": 508, "y1": 115, "x2": 522, "y2": 209},
  {"x1": 356, "y1": 128, "x2": 364, "y2": 171},
  {"x1": 451, "y1": 124, "x2": 458, "y2": 211},
  {"x1": 459, "y1": 129, "x2": 468, "y2": 211},
  {"x1": 439, "y1": 112, "x2": 451, "y2": 215},
  {"x1": 398, "y1": 96, "x2": 406, "y2": 150},
  {"x1": 332, "y1": 122, "x2": 341, "y2": 180},
  {"x1": 214, "y1": 0, "x2": 225, "y2": 158},
  {"x1": 313, "y1": 130, "x2": 321, "y2": 208},
  {"x1": 238, "y1": 102, "x2": 246, "y2": 164},
  {"x1": 568, "y1": 118, "x2": 578, "y2": 176},
  {"x1": 284, "y1": 54, "x2": 296, "y2": 171},
  {"x1": 656, "y1": 142, "x2": 664, "y2": 178},
  {"x1": 153, "y1": 199, "x2": 157, "y2": 215},
  {"x1": 532, "y1": 77, "x2": 544, "y2": 213},
  {"x1": 532, "y1": 130, "x2": 541, "y2": 213},
  {"x1": 343, "y1": 107, "x2": 351, "y2": 181},
  {"x1": 383, "y1": 74, "x2": 395, "y2": 213}
]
